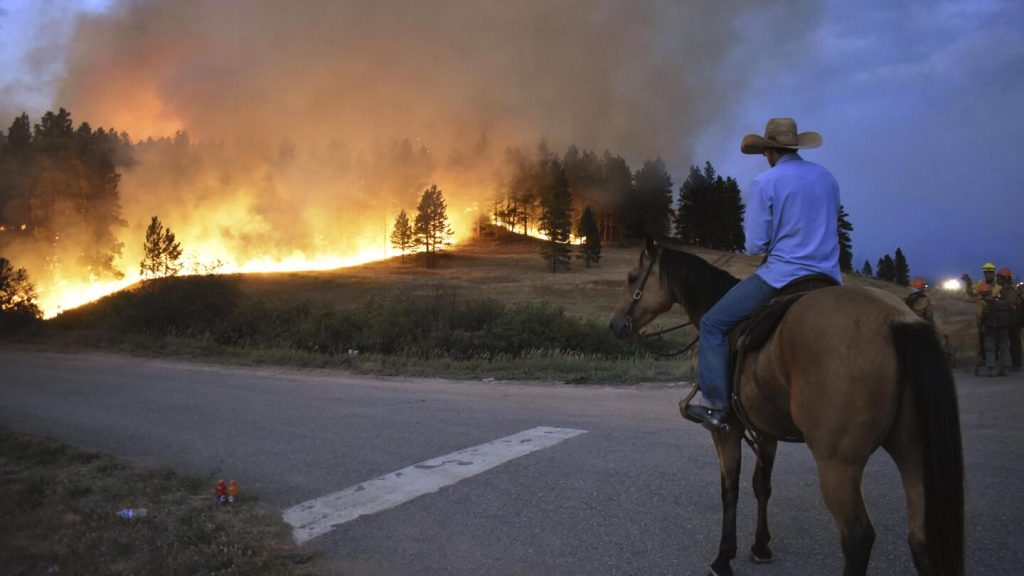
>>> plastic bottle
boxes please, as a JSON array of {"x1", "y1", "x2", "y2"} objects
[
  {"x1": 118, "y1": 508, "x2": 148, "y2": 520},
  {"x1": 216, "y1": 479, "x2": 227, "y2": 505}
]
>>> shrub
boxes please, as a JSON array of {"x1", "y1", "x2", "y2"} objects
[{"x1": 56, "y1": 282, "x2": 649, "y2": 361}]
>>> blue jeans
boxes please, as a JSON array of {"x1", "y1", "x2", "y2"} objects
[{"x1": 698, "y1": 273, "x2": 778, "y2": 410}]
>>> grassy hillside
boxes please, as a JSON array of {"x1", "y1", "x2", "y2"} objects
[{"x1": 29, "y1": 233, "x2": 982, "y2": 380}]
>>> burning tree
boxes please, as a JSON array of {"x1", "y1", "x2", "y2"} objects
[
  {"x1": 140, "y1": 216, "x2": 183, "y2": 278},
  {"x1": 413, "y1": 185, "x2": 452, "y2": 268},
  {"x1": 390, "y1": 209, "x2": 414, "y2": 261},
  {"x1": 0, "y1": 257, "x2": 42, "y2": 327}
]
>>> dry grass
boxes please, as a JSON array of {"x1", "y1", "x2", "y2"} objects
[
  {"x1": 0, "y1": 431, "x2": 323, "y2": 576},
  {"x1": 35, "y1": 234, "x2": 981, "y2": 373},
  {"x1": 232, "y1": 236, "x2": 977, "y2": 362}
]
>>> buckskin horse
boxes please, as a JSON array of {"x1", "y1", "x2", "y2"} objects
[{"x1": 609, "y1": 237, "x2": 963, "y2": 576}]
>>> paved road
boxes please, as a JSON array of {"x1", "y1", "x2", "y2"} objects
[{"x1": 2, "y1": 348, "x2": 1022, "y2": 575}]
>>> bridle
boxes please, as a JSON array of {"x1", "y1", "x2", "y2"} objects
[{"x1": 622, "y1": 245, "x2": 700, "y2": 357}]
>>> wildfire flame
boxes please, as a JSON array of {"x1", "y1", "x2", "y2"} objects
[{"x1": 29, "y1": 203, "x2": 484, "y2": 319}]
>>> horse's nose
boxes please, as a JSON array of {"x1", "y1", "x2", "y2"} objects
[{"x1": 609, "y1": 316, "x2": 629, "y2": 339}]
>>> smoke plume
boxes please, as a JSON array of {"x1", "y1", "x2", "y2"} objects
[{"x1": 5, "y1": 0, "x2": 824, "y2": 314}]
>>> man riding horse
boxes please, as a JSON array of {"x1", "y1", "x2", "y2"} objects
[{"x1": 684, "y1": 117, "x2": 843, "y2": 432}]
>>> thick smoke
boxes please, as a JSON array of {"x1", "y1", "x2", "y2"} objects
[
  {"x1": 8, "y1": 0, "x2": 825, "y2": 313},
  {"x1": 60, "y1": 1, "x2": 760, "y2": 160}
]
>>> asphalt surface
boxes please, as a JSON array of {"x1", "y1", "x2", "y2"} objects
[{"x1": 2, "y1": 348, "x2": 1022, "y2": 575}]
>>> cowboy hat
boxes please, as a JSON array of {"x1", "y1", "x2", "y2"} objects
[{"x1": 741, "y1": 117, "x2": 822, "y2": 155}]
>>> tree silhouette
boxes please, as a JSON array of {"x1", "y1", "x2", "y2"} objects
[
  {"x1": 877, "y1": 254, "x2": 896, "y2": 282},
  {"x1": 601, "y1": 151, "x2": 634, "y2": 242},
  {"x1": 674, "y1": 162, "x2": 744, "y2": 251},
  {"x1": 390, "y1": 209, "x2": 414, "y2": 262},
  {"x1": 140, "y1": 216, "x2": 183, "y2": 278},
  {"x1": 838, "y1": 205, "x2": 854, "y2": 272},
  {"x1": 0, "y1": 256, "x2": 42, "y2": 327},
  {"x1": 577, "y1": 206, "x2": 601, "y2": 268},
  {"x1": 861, "y1": 259, "x2": 873, "y2": 277},
  {"x1": 894, "y1": 247, "x2": 910, "y2": 286},
  {"x1": 538, "y1": 158, "x2": 573, "y2": 272},
  {"x1": 626, "y1": 158, "x2": 674, "y2": 237},
  {"x1": 413, "y1": 185, "x2": 453, "y2": 268},
  {"x1": 1, "y1": 109, "x2": 126, "y2": 282}
]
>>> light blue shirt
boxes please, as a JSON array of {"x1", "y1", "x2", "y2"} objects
[{"x1": 745, "y1": 153, "x2": 842, "y2": 288}]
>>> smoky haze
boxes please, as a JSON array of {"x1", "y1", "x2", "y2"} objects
[
  {"x1": 60, "y1": 0, "x2": 767, "y2": 159},
  {"x1": 6, "y1": 1, "x2": 824, "y2": 314}
]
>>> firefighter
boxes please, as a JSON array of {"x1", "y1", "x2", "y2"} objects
[
  {"x1": 965, "y1": 262, "x2": 1002, "y2": 368},
  {"x1": 997, "y1": 267, "x2": 1021, "y2": 370},
  {"x1": 963, "y1": 261, "x2": 1001, "y2": 297},
  {"x1": 904, "y1": 277, "x2": 934, "y2": 325},
  {"x1": 977, "y1": 282, "x2": 1011, "y2": 376}
]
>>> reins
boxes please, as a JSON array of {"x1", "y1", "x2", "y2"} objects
[
  {"x1": 639, "y1": 322, "x2": 700, "y2": 357},
  {"x1": 625, "y1": 245, "x2": 700, "y2": 357}
]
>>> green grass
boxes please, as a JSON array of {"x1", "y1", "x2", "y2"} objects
[{"x1": 0, "y1": 431, "x2": 323, "y2": 575}]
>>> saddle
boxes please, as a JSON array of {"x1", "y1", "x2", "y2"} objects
[{"x1": 729, "y1": 274, "x2": 839, "y2": 443}]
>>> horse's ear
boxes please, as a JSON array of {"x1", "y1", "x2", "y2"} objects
[{"x1": 644, "y1": 235, "x2": 656, "y2": 257}]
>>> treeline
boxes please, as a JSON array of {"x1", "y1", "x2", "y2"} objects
[
  {"x1": 488, "y1": 142, "x2": 859, "y2": 274},
  {"x1": 0, "y1": 108, "x2": 129, "y2": 281},
  {"x1": 860, "y1": 247, "x2": 912, "y2": 285}
]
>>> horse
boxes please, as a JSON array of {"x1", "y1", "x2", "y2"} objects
[{"x1": 609, "y1": 237, "x2": 964, "y2": 576}]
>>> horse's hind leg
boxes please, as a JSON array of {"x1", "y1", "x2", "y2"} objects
[
  {"x1": 884, "y1": 420, "x2": 929, "y2": 573},
  {"x1": 816, "y1": 458, "x2": 875, "y2": 576},
  {"x1": 750, "y1": 438, "x2": 778, "y2": 563}
]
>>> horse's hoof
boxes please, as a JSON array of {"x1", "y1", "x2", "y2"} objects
[
  {"x1": 706, "y1": 561, "x2": 733, "y2": 576},
  {"x1": 750, "y1": 548, "x2": 774, "y2": 564}
]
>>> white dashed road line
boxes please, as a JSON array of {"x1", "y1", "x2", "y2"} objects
[{"x1": 282, "y1": 426, "x2": 588, "y2": 544}]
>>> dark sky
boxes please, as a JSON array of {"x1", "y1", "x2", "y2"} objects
[{"x1": 2, "y1": 0, "x2": 1022, "y2": 284}]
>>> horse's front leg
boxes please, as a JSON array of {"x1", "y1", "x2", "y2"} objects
[
  {"x1": 751, "y1": 438, "x2": 779, "y2": 563},
  {"x1": 709, "y1": 425, "x2": 744, "y2": 576}
]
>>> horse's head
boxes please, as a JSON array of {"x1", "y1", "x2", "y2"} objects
[{"x1": 609, "y1": 236, "x2": 676, "y2": 339}]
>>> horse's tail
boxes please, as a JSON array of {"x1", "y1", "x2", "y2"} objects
[{"x1": 891, "y1": 320, "x2": 964, "y2": 575}]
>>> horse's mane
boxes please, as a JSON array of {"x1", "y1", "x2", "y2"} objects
[{"x1": 658, "y1": 247, "x2": 740, "y2": 315}]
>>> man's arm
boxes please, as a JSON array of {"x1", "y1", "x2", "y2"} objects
[
  {"x1": 744, "y1": 179, "x2": 772, "y2": 255},
  {"x1": 962, "y1": 273, "x2": 974, "y2": 296}
]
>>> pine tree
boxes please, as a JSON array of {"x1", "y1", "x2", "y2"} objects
[
  {"x1": 861, "y1": 259, "x2": 873, "y2": 277},
  {"x1": 674, "y1": 162, "x2": 745, "y2": 251},
  {"x1": 894, "y1": 247, "x2": 910, "y2": 286},
  {"x1": 877, "y1": 254, "x2": 896, "y2": 282},
  {"x1": 139, "y1": 216, "x2": 183, "y2": 278},
  {"x1": 6, "y1": 113, "x2": 32, "y2": 156},
  {"x1": 0, "y1": 257, "x2": 42, "y2": 326},
  {"x1": 390, "y1": 209, "x2": 414, "y2": 261},
  {"x1": 413, "y1": 185, "x2": 453, "y2": 268},
  {"x1": 601, "y1": 152, "x2": 634, "y2": 242},
  {"x1": 538, "y1": 158, "x2": 573, "y2": 272},
  {"x1": 577, "y1": 206, "x2": 601, "y2": 267},
  {"x1": 627, "y1": 158, "x2": 674, "y2": 237},
  {"x1": 838, "y1": 205, "x2": 854, "y2": 272},
  {"x1": 720, "y1": 176, "x2": 746, "y2": 251}
]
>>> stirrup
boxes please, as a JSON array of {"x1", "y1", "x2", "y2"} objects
[{"x1": 682, "y1": 403, "x2": 731, "y2": 433}]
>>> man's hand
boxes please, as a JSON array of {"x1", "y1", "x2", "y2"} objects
[{"x1": 961, "y1": 273, "x2": 972, "y2": 284}]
